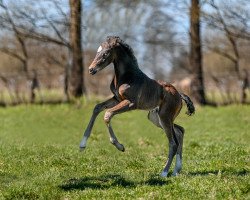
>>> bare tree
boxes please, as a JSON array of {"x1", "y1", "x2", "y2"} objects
[
  {"x1": 204, "y1": 0, "x2": 250, "y2": 103},
  {"x1": 143, "y1": 5, "x2": 176, "y2": 80},
  {"x1": 0, "y1": 2, "x2": 40, "y2": 103},
  {"x1": 18, "y1": 0, "x2": 72, "y2": 101},
  {"x1": 1, "y1": 0, "x2": 87, "y2": 100},
  {"x1": 69, "y1": 0, "x2": 85, "y2": 97},
  {"x1": 189, "y1": 0, "x2": 206, "y2": 104}
]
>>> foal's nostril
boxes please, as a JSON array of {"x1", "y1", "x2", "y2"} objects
[{"x1": 89, "y1": 68, "x2": 97, "y2": 75}]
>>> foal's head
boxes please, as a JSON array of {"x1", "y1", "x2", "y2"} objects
[{"x1": 89, "y1": 36, "x2": 121, "y2": 75}]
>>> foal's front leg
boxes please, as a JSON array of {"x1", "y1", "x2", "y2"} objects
[
  {"x1": 104, "y1": 99, "x2": 134, "y2": 152},
  {"x1": 79, "y1": 97, "x2": 118, "y2": 150}
]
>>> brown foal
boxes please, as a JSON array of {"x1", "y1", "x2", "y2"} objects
[{"x1": 80, "y1": 36, "x2": 195, "y2": 177}]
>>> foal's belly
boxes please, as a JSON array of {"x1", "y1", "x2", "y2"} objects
[{"x1": 136, "y1": 87, "x2": 162, "y2": 110}]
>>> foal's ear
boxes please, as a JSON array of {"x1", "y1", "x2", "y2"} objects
[
  {"x1": 106, "y1": 36, "x2": 121, "y2": 48},
  {"x1": 106, "y1": 36, "x2": 120, "y2": 41}
]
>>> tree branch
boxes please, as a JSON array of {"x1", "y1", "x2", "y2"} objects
[{"x1": 0, "y1": 47, "x2": 25, "y2": 62}]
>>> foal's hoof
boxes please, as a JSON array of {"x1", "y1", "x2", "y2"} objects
[
  {"x1": 172, "y1": 171, "x2": 179, "y2": 176},
  {"x1": 117, "y1": 143, "x2": 125, "y2": 152},
  {"x1": 79, "y1": 146, "x2": 86, "y2": 152},
  {"x1": 160, "y1": 171, "x2": 168, "y2": 177}
]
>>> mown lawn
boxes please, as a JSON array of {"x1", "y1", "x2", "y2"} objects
[{"x1": 0, "y1": 102, "x2": 249, "y2": 199}]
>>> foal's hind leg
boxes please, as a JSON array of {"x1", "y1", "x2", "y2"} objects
[
  {"x1": 148, "y1": 107, "x2": 162, "y2": 128},
  {"x1": 148, "y1": 109, "x2": 184, "y2": 176},
  {"x1": 158, "y1": 113, "x2": 178, "y2": 177},
  {"x1": 173, "y1": 124, "x2": 185, "y2": 176},
  {"x1": 79, "y1": 97, "x2": 118, "y2": 150}
]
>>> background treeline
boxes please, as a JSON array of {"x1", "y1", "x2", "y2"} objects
[{"x1": 0, "y1": 0, "x2": 249, "y2": 106}]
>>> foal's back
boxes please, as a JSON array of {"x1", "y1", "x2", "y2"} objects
[
  {"x1": 128, "y1": 71, "x2": 181, "y2": 112},
  {"x1": 136, "y1": 75, "x2": 164, "y2": 110}
]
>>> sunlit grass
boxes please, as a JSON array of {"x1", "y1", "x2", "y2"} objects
[
  {"x1": 206, "y1": 90, "x2": 250, "y2": 104},
  {"x1": 0, "y1": 103, "x2": 249, "y2": 199},
  {"x1": 1, "y1": 88, "x2": 250, "y2": 106}
]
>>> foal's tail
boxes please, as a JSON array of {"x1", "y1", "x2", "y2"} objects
[{"x1": 180, "y1": 93, "x2": 195, "y2": 116}]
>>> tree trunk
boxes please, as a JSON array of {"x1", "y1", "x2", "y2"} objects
[
  {"x1": 189, "y1": 0, "x2": 206, "y2": 105},
  {"x1": 30, "y1": 70, "x2": 39, "y2": 103},
  {"x1": 241, "y1": 69, "x2": 249, "y2": 104},
  {"x1": 69, "y1": 0, "x2": 86, "y2": 97},
  {"x1": 64, "y1": 59, "x2": 70, "y2": 102}
]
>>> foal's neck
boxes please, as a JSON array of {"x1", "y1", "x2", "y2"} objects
[{"x1": 113, "y1": 54, "x2": 140, "y2": 78}]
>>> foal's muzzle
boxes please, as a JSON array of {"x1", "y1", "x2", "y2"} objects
[{"x1": 89, "y1": 67, "x2": 97, "y2": 75}]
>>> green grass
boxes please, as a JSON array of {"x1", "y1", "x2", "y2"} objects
[{"x1": 0, "y1": 102, "x2": 249, "y2": 199}]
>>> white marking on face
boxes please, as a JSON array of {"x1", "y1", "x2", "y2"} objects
[{"x1": 97, "y1": 46, "x2": 102, "y2": 53}]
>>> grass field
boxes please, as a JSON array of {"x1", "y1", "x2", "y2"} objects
[{"x1": 0, "y1": 102, "x2": 249, "y2": 199}]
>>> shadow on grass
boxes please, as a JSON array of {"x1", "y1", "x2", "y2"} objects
[
  {"x1": 189, "y1": 168, "x2": 249, "y2": 176},
  {"x1": 0, "y1": 172, "x2": 18, "y2": 185},
  {"x1": 59, "y1": 174, "x2": 170, "y2": 191}
]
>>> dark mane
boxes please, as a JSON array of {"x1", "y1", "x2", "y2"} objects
[{"x1": 106, "y1": 36, "x2": 139, "y2": 66}]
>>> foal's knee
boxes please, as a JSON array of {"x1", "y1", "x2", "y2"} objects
[{"x1": 104, "y1": 110, "x2": 113, "y2": 124}]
